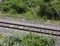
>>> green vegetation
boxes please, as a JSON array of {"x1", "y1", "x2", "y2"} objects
[
  {"x1": 0, "y1": 34, "x2": 3, "y2": 39},
  {"x1": 0, "y1": 33, "x2": 56, "y2": 46},
  {"x1": 0, "y1": 0, "x2": 60, "y2": 22}
]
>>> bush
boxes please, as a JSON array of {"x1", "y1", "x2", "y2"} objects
[
  {"x1": 0, "y1": 0, "x2": 60, "y2": 21},
  {"x1": 0, "y1": 0, "x2": 27, "y2": 13},
  {"x1": 0, "y1": 33, "x2": 56, "y2": 46},
  {"x1": 0, "y1": 0, "x2": 43, "y2": 14}
]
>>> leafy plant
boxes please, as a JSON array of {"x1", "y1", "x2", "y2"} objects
[
  {"x1": 0, "y1": 0, "x2": 60, "y2": 21},
  {"x1": 0, "y1": 33, "x2": 57, "y2": 46}
]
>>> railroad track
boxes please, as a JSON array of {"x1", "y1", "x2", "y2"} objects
[{"x1": 0, "y1": 21, "x2": 60, "y2": 36}]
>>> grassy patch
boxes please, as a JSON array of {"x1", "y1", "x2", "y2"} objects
[
  {"x1": 0, "y1": 12, "x2": 48, "y2": 22},
  {"x1": 0, "y1": 34, "x2": 4, "y2": 40},
  {"x1": 0, "y1": 13, "x2": 60, "y2": 25},
  {"x1": 0, "y1": 33, "x2": 57, "y2": 46},
  {"x1": 0, "y1": 0, "x2": 60, "y2": 23}
]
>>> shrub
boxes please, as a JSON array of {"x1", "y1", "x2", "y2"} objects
[
  {"x1": 0, "y1": 33, "x2": 56, "y2": 46},
  {"x1": 0, "y1": 0, "x2": 43, "y2": 14},
  {"x1": 0, "y1": 0, "x2": 60, "y2": 21}
]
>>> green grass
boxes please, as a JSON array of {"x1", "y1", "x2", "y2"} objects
[
  {"x1": 0, "y1": 0, "x2": 60, "y2": 23},
  {"x1": 0, "y1": 12, "x2": 48, "y2": 22},
  {"x1": 0, "y1": 13, "x2": 60, "y2": 25},
  {"x1": 0, "y1": 34, "x2": 4, "y2": 40},
  {"x1": 0, "y1": 33, "x2": 57, "y2": 46}
]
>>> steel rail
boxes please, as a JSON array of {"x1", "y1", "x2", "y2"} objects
[
  {"x1": 0, "y1": 25, "x2": 60, "y2": 36},
  {"x1": 0, "y1": 21, "x2": 60, "y2": 36},
  {"x1": 0, "y1": 21, "x2": 60, "y2": 32}
]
